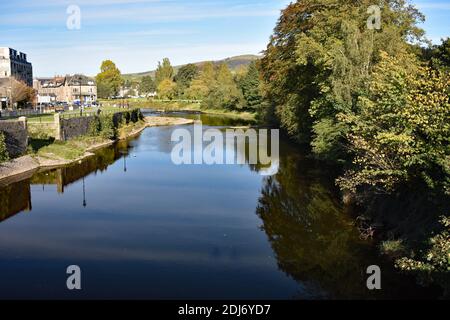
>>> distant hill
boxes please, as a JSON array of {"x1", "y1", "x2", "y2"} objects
[{"x1": 123, "y1": 54, "x2": 260, "y2": 81}]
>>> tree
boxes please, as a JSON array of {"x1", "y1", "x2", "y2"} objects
[
  {"x1": 205, "y1": 63, "x2": 243, "y2": 110},
  {"x1": 139, "y1": 76, "x2": 156, "y2": 95},
  {"x1": 184, "y1": 62, "x2": 216, "y2": 100},
  {"x1": 337, "y1": 51, "x2": 450, "y2": 196},
  {"x1": 157, "y1": 79, "x2": 177, "y2": 100},
  {"x1": 238, "y1": 61, "x2": 263, "y2": 112},
  {"x1": 10, "y1": 78, "x2": 35, "y2": 108},
  {"x1": 96, "y1": 60, "x2": 123, "y2": 98},
  {"x1": 175, "y1": 63, "x2": 199, "y2": 92},
  {"x1": 260, "y1": 0, "x2": 426, "y2": 149},
  {"x1": 427, "y1": 38, "x2": 450, "y2": 71},
  {"x1": 155, "y1": 58, "x2": 174, "y2": 87}
]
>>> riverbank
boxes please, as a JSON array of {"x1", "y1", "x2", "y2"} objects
[
  {"x1": 99, "y1": 99, "x2": 257, "y2": 121},
  {"x1": 0, "y1": 116, "x2": 193, "y2": 184}
]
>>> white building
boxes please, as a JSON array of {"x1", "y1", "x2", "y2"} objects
[{"x1": 0, "y1": 47, "x2": 33, "y2": 87}]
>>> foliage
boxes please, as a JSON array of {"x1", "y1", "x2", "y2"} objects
[
  {"x1": 157, "y1": 79, "x2": 178, "y2": 100},
  {"x1": 184, "y1": 62, "x2": 216, "y2": 100},
  {"x1": 155, "y1": 58, "x2": 174, "y2": 86},
  {"x1": 139, "y1": 75, "x2": 156, "y2": 95},
  {"x1": 337, "y1": 51, "x2": 450, "y2": 195},
  {"x1": 424, "y1": 37, "x2": 450, "y2": 71},
  {"x1": 0, "y1": 132, "x2": 9, "y2": 163},
  {"x1": 175, "y1": 63, "x2": 199, "y2": 95},
  {"x1": 396, "y1": 216, "x2": 450, "y2": 296},
  {"x1": 89, "y1": 114, "x2": 117, "y2": 140},
  {"x1": 380, "y1": 240, "x2": 406, "y2": 257},
  {"x1": 96, "y1": 60, "x2": 123, "y2": 98},
  {"x1": 237, "y1": 61, "x2": 263, "y2": 112},
  {"x1": 204, "y1": 63, "x2": 244, "y2": 110},
  {"x1": 260, "y1": 0, "x2": 425, "y2": 148}
]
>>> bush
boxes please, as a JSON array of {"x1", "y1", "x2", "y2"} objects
[
  {"x1": 99, "y1": 114, "x2": 117, "y2": 140},
  {"x1": 130, "y1": 109, "x2": 143, "y2": 122},
  {"x1": 88, "y1": 114, "x2": 117, "y2": 140},
  {"x1": 380, "y1": 240, "x2": 406, "y2": 258},
  {"x1": 396, "y1": 217, "x2": 450, "y2": 296},
  {"x1": 0, "y1": 132, "x2": 9, "y2": 162},
  {"x1": 88, "y1": 117, "x2": 102, "y2": 137}
]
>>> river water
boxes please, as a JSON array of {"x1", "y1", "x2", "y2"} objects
[{"x1": 0, "y1": 111, "x2": 436, "y2": 299}]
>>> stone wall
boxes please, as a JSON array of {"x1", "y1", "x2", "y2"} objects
[
  {"x1": 55, "y1": 113, "x2": 95, "y2": 141},
  {"x1": 55, "y1": 109, "x2": 143, "y2": 141},
  {"x1": 0, "y1": 117, "x2": 28, "y2": 157}
]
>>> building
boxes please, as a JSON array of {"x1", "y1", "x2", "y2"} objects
[
  {"x1": 0, "y1": 78, "x2": 9, "y2": 109},
  {"x1": 0, "y1": 47, "x2": 33, "y2": 87},
  {"x1": 33, "y1": 74, "x2": 97, "y2": 104}
]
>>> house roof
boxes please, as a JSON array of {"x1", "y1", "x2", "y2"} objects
[{"x1": 66, "y1": 74, "x2": 96, "y2": 86}]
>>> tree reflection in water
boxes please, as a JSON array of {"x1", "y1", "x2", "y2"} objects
[{"x1": 254, "y1": 141, "x2": 438, "y2": 299}]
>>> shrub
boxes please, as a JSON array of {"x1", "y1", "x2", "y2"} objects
[
  {"x1": 0, "y1": 132, "x2": 9, "y2": 162},
  {"x1": 396, "y1": 217, "x2": 450, "y2": 296},
  {"x1": 99, "y1": 114, "x2": 117, "y2": 140},
  {"x1": 380, "y1": 240, "x2": 406, "y2": 258},
  {"x1": 88, "y1": 117, "x2": 102, "y2": 137}
]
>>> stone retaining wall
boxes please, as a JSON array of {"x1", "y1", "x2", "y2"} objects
[
  {"x1": 55, "y1": 114, "x2": 95, "y2": 141},
  {"x1": 0, "y1": 117, "x2": 28, "y2": 157}
]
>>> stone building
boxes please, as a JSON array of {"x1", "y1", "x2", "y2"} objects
[
  {"x1": 0, "y1": 47, "x2": 33, "y2": 87},
  {"x1": 33, "y1": 74, "x2": 97, "y2": 104}
]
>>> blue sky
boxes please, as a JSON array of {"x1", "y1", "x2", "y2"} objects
[{"x1": 0, "y1": 0, "x2": 448, "y2": 77}]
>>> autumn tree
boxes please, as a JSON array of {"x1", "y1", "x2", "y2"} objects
[
  {"x1": 260, "y1": 0, "x2": 425, "y2": 150},
  {"x1": 155, "y1": 58, "x2": 174, "y2": 87},
  {"x1": 96, "y1": 60, "x2": 123, "y2": 98},
  {"x1": 157, "y1": 78, "x2": 177, "y2": 100},
  {"x1": 185, "y1": 62, "x2": 216, "y2": 100},
  {"x1": 10, "y1": 78, "x2": 35, "y2": 107},
  {"x1": 337, "y1": 51, "x2": 450, "y2": 196}
]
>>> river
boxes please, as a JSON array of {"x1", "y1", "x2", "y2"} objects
[{"x1": 0, "y1": 111, "x2": 437, "y2": 299}]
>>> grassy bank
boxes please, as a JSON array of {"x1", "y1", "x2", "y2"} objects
[{"x1": 30, "y1": 120, "x2": 146, "y2": 161}]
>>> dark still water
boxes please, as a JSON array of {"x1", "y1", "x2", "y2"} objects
[{"x1": 0, "y1": 113, "x2": 434, "y2": 299}]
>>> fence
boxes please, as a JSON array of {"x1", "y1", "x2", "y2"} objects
[{"x1": 0, "y1": 109, "x2": 43, "y2": 120}]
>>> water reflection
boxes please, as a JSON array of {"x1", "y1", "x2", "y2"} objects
[
  {"x1": 0, "y1": 112, "x2": 437, "y2": 299},
  {"x1": 254, "y1": 142, "x2": 439, "y2": 299},
  {"x1": 30, "y1": 140, "x2": 129, "y2": 194},
  {"x1": 0, "y1": 179, "x2": 31, "y2": 222}
]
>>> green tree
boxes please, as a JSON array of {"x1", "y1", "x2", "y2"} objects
[
  {"x1": 428, "y1": 38, "x2": 450, "y2": 71},
  {"x1": 96, "y1": 60, "x2": 123, "y2": 98},
  {"x1": 139, "y1": 76, "x2": 156, "y2": 95},
  {"x1": 155, "y1": 58, "x2": 174, "y2": 86},
  {"x1": 157, "y1": 79, "x2": 177, "y2": 100},
  {"x1": 184, "y1": 62, "x2": 216, "y2": 100},
  {"x1": 175, "y1": 63, "x2": 199, "y2": 94},
  {"x1": 238, "y1": 61, "x2": 263, "y2": 112},
  {"x1": 260, "y1": 0, "x2": 425, "y2": 150},
  {"x1": 337, "y1": 51, "x2": 450, "y2": 195},
  {"x1": 205, "y1": 63, "x2": 243, "y2": 110}
]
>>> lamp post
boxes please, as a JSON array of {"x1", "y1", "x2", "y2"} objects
[{"x1": 79, "y1": 76, "x2": 83, "y2": 116}]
